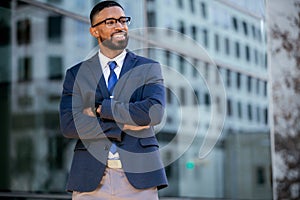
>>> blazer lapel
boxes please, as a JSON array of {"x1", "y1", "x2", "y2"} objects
[
  {"x1": 120, "y1": 51, "x2": 138, "y2": 78},
  {"x1": 111, "y1": 51, "x2": 138, "y2": 98},
  {"x1": 85, "y1": 51, "x2": 139, "y2": 101},
  {"x1": 86, "y1": 53, "x2": 110, "y2": 99}
]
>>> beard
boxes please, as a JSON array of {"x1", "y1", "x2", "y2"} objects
[{"x1": 101, "y1": 32, "x2": 129, "y2": 50}]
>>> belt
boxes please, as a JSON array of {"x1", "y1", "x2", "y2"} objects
[{"x1": 107, "y1": 159, "x2": 122, "y2": 169}]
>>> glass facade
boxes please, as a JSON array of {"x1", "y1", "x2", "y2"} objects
[{"x1": 0, "y1": 0, "x2": 272, "y2": 199}]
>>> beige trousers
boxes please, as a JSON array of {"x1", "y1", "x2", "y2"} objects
[{"x1": 72, "y1": 168, "x2": 159, "y2": 200}]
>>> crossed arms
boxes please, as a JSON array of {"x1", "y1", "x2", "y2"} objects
[
  {"x1": 59, "y1": 62, "x2": 165, "y2": 141},
  {"x1": 83, "y1": 106, "x2": 149, "y2": 131}
]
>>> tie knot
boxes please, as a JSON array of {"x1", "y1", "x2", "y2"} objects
[{"x1": 108, "y1": 61, "x2": 117, "y2": 70}]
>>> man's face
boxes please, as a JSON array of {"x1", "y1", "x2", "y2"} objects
[{"x1": 92, "y1": 6, "x2": 129, "y2": 50}]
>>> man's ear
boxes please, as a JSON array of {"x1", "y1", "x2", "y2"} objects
[{"x1": 89, "y1": 27, "x2": 99, "y2": 38}]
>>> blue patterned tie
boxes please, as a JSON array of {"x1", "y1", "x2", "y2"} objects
[
  {"x1": 107, "y1": 61, "x2": 118, "y2": 154},
  {"x1": 107, "y1": 61, "x2": 118, "y2": 95}
]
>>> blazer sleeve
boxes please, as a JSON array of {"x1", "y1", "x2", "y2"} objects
[
  {"x1": 59, "y1": 67, "x2": 122, "y2": 139},
  {"x1": 100, "y1": 62, "x2": 166, "y2": 126}
]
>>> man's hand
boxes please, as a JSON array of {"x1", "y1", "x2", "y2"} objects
[
  {"x1": 83, "y1": 107, "x2": 95, "y2": 117},
  {"x1": 83, "y1": 107, "x2": 150, "y2": 131},
  {"x1": 83, "y1": 105, "x2": 102, "y2": 117},
  {"x1": 123, "y1": 124, "x2": 150, "y2": 131},
  {"x1": 96, "y1": 105, "x2": 102, "y2": 115}
]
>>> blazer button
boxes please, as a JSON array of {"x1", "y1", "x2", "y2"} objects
[{"x1": 104, "y1": 145, "x2": 109, "y2": 151}]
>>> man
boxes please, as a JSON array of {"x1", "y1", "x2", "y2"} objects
[{"x1": 59, "y1": 1, "x2": 168, "y2": 199}]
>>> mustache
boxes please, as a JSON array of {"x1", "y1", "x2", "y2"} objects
[{"x1": 111, "y1": 30, "x2": 127, "y2": 37}]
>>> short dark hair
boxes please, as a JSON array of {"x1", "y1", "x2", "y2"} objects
[{"x1": 90, "y1": 1, "x2": 124, "y2": 25}]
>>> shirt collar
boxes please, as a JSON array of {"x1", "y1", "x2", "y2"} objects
[{"x1": 98, "y1": 50, "x2": 127, "y2": 70}]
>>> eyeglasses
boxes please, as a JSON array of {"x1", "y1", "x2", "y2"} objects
[{"x1": 92, "y1": 16, "x2": 131, "y2": 28}]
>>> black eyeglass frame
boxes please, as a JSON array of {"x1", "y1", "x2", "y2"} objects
[{"x1": 91, "y1": 16, "x2": 131, "y2": 28}]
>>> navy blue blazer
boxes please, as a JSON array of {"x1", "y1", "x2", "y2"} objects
[{"x1": 59, "y1": 51, "x2": 168, "y2": 192}]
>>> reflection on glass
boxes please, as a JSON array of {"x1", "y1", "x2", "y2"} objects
[
  {"x1": 47, "y1": 15, "x2": 63, "y2": 43},
  {"x1": 0, "y1": 0, "x2": 271, "y2": 199}
]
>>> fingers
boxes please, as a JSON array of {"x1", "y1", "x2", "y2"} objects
[
  {"x1": 83, "y1": 107, "x2": 95, "y2": 117},
  {"x1": 123, "y1": 124, "x2": 150, "y2": 131},
  {"x1": 82, "y1": 107, "x2": 150, "y2": 131}
]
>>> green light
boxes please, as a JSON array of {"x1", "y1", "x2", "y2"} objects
[{"x1": 186, "y1": 161, "x2": 195, "y2": 169}]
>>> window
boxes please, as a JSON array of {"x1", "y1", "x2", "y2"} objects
[
  {"x1": 226, "y1": 69, "x2": 231, "y2": 87},
  {"x1": 192, "y1": 59, "x2": 199, "y2": 78},
  {"x1": 18, "y1": 95, "x2": 33, "y2": 107},
  {"x1": 147, "y1": 11, "x2": 156, "y2": 27},
  {"x1": 264, "y1": 108, "x2": 268, "y2": 125},
  {"x1": 214, "y1": 34, "x2": 220, "y2": 52},
  {"x1": 215, "y1": 96, "x2": 221, "y2": 113},
  {"x1": 254, "y1": 49, "x2": 259, "y2": 65},
  {"x1": 215, "y1": 65, "x2": 220, "y2": 84},
  {"x1": 179, "y1": 55, "x2": 185, "y2": 74},
  {"x1": 17, "y1": 19, "x2": 31, "y2": 45},
  {"x1": 256, "y1": 106, "x2": 261, "y2": 123},
  {"x1": 245, "y1": 45, "x2": 250, "y2": 62},
  {"x1": 232, "y1": 17, "x2": 238, "y2": 31},
  {"x1": 247, "y1": 76, "x2": 252, "y2": 92},
  {"x1": 265, "y1": 53, "x2": 268, "y2": 69},
  {"x1": 163, "y1": 151, "x2": 174, "y2": 178},
  {"x1": 0, "y1": 11, "x2": 9, "y2": 45},
  {"x1": 204, "y1": 92, "x2": 210, "y2": 106},
  {"x1": 225, "y1": 37, "x2": 230, "y2": 55},
  {"x1": 48, "y1": 135, "x2": 66, "y2": 169},
  {"x1": 18, "y1": 57, "x2": 32, "y2": 82},
  {"x1": 193, "y1": 90, "x2": 200, "y2": 105},
  {"x1": 204, "y1": 62, "x2": 209, "y2": 79},
  {"x1": 48, "y1": 94, "x2": 61, "y2": 103},
  {"x1": 237, "y1": 101, "x2": 242, "y2": 119},
  {"x1": 203, "y1": 29, "x2": 208, "y2": 48},
  {"x1": 256, "y1": 166, "x2": 266, "y2": 185},
  {"x1": 177, "y1": 0, "x2": 183, "y2": 8},
  {"x1": 47, "y1": 15, "x2": 62, "y2": 42},
  {"x1": 256, "y1": 79, "x2": 260, "y2": 95},
  {"x1": 165, "y1": 50, "x2": 171, "y2": 66},
  {"x1": 179, "y1": 87, "x2": 186, "y2": 105},
  {"x1": 264, "y1": 81, "x2": 268, "y2": 96},
  {"x1": 191, "y1": 25, "x2": 197, "y2": 40},
  {"x1": 248, "y1": 104, "x2": 253, "y2": 121},
  {"x1": 15, "y1": 138, "x2": 34, "y2": 173},
  {"x1": 227, "y1": 99, "x2": 232, "y2": 117},
  {"x1": 236, "y1": 72, "x2": 241, "y2": 89},
  {"x1": 251, "y1": 25, "x2": 256, "y2": 39},
  {"x1": 200, "y1": 2, "x2": 207, "y2": 18},
  {"x1": 48, "y1": 56, "x2": 63, "y2": 80},
  {"x1": 242, "y1": 21, "x2": 248, "y2": 36},
  {"x1": 179, "y1": 21, "x2": 185, "y2": 35},
  {"x1": 166, "y1": 87, "x2": 173, "y2": 104},
  {"x1": 190, "y1": 0, "x2": 195, "y2": 13},
  {"x1": 235, "y1": 41, "x2": 240, "y2": 58}
]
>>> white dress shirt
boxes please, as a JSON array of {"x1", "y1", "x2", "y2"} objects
[
  {"x1": 98, "y1": 50, "x2": 127, "y2": 87},
  {"x1": 98, "y1": 50, "x2": 127, "y2": 159}
]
